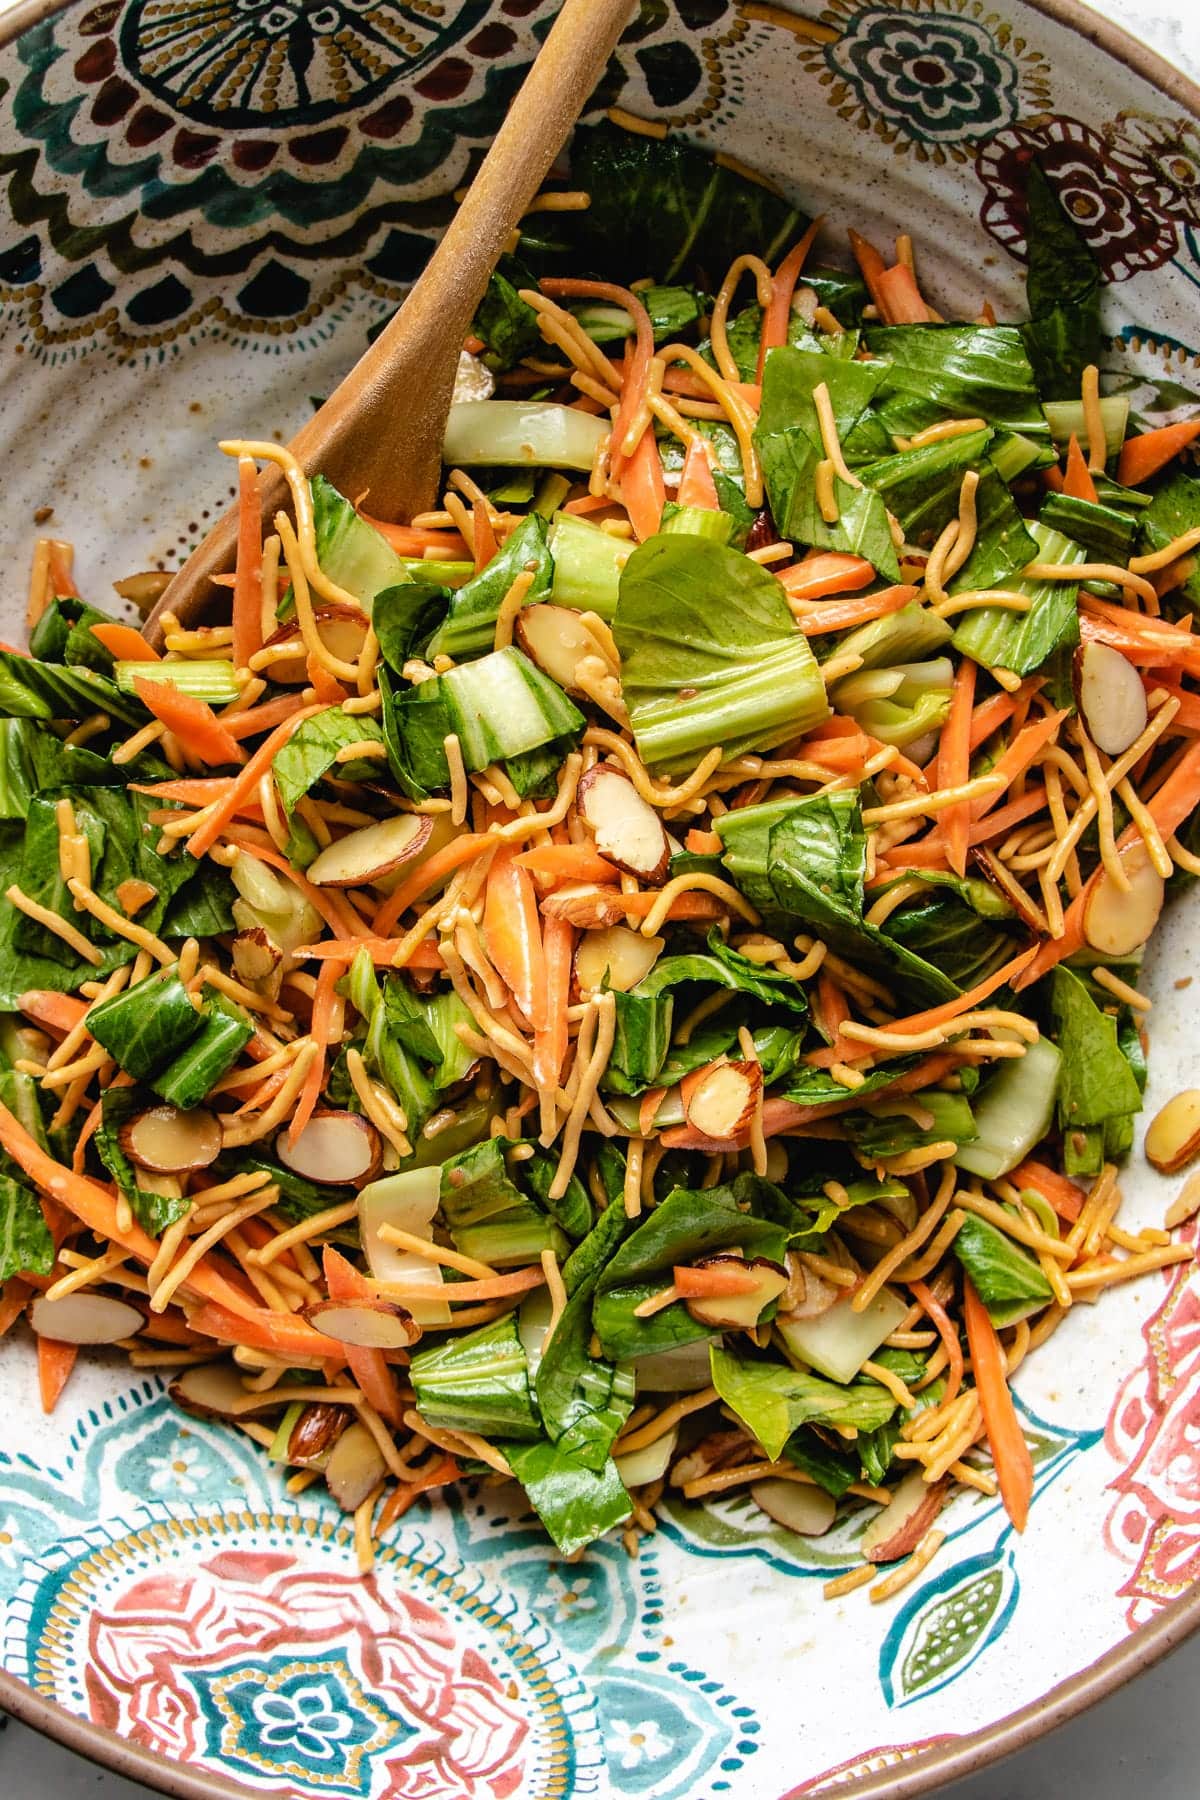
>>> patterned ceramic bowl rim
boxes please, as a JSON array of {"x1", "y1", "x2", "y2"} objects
[{"x1": 1, "y1": 1, "x2": 1199, "y2": 1795}]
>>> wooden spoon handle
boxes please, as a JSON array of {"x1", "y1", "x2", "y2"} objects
[{"x1": 148, "y1": 0, "x2": 633, "y2": 642}]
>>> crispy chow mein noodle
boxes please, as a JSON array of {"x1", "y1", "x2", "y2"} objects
[{"x1": 4, "y1": 121, "x2": 1200, "y2": 1577}]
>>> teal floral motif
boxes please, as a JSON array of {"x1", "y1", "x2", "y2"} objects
[
  {"x1": 879, "y1": 1546, "x2": 1019, "y2": 1707},
  {"x1": 827, "y1": 5, "x2": 1020, "y2": 147},
  {"x1": 198, "y1": 1656, "x2": 406, "y2": 1791}
]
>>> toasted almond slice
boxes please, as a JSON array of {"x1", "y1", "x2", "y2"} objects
[
  {"x1": 780, "y1": 1256, "x2": 841, "y2": 1320},
  {"x1": 574, "y1": 925, "x2": 663, "y2": 996},
  {"x1": 515, "y1": 602, "x2": 599, "y2": 694},
  {"x1": 261, "y1": 604, "x2": 368, "y2": 684},
  {"x1": 170, "y1": 1361, "x2": 249, "y2": 1421},
  {"x1": 287, "y1": 1401, "x2": 350, "y2": 1466},
  {"x1": 1083, "y1": 843, "x2": 1164, "y2": 955},
  {"x1": 30, "y1": 1292, "x2": 144, "y2": 1346},
  {"x1": 307, "y1": 813, "x2": 433, "y2": 888},
  {"x1": 304, "y1": 1297, "x2": 421, "y2": 1349},
  {"x1": 1145, "y1": 1088, "x2": 1200, "y2": 1174},
  {"x1": 1166, "y1": 1169, "x2": 1200, "y2": 1229},
  {"x1": 325, "y1": 1419, "x2": 388, "y2": 1513},
  {"x1": 615, "y1": 1423, "x2": 679, "y2": 1491},
  {"x1": 682, "y1": 1059, "x2": 762, "y2": 1142},
  {"x1": 972, "y1": 847, "x2": 1048, "y2": 933},
  {"x1": 750, "y1": 1478, "x2": 837, "y2": 1537},
  {"x1": 120, "y1": 1105, "x2": 221, "y2": 1174},
  {"x1": 577, "y1": 765, "x2": 670, "y2": 885},
  {"x1": 861, "y1": 1469, "x2": 951, "y2": 1563},
  {"x1": 684, "y1": 1255, "x2": 789, "y2": 1329},
  {"x1": 277, "y1": 1110, "x2": 382, "y2": 1188},
  {"x1": 233, "y1": 926, "x2": 283, "y2": 989},
  {"x1": 1076, "y1": 641, "x2": 1147, "y2": 757},
  {"x1": 541, "y1": 883, "x2": 632, "y2": 928}
]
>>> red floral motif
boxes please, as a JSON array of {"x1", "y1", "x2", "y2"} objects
[
  {"x1": 1104, "y1": 1224, "x2": 1200, "y2": 1628},
  {"x1": 975, "y1": 114, "x2": 1180, "y2": 282},
  {"x1": 83, "y1": 1549, "x2": 530, "y2": 1799}
]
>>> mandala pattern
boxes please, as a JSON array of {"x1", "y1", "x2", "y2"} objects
[
  {"x1": 1105, "y1": 1223, "x2": 1200, "y2": 1628},
  {"x1": 976, "y1": 113, "x2": 1182, "y2": 281}
]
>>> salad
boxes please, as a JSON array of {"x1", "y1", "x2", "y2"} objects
[{"x1": 3, "y1": 116, "x2": 1200, "y2": 1594}]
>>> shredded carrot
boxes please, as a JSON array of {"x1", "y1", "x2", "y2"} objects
[
  {"x1": 18, "y1": 990, "x2": 87, "y2": 1037},
  {"x1": 757, "y1": 218, "x2": 822, "y2": 379},
  {"x1": 848, "y1": 228, "x2": 889, "y2": 313},
  {"x1": 0, "y1": 1277, "x2": 31, "y2": 1337},
  {"x1": 661, "y1": 1053, "x2": 961, "y2": 1150},
  {"x1": 225, "y1": 694, "x2": 309, "y2": 741},
  {"x1": 47, "y1": 543, "x2": 78, "y2": 598},
  {"x1": 37, "y1": 1335, "x2": 78, "y2": 1413},
  {"x1": 778, "y1": 552, "x2": 876, "y2": 601},
  {"x1": 361, "y1": 516, "x2": 470, "y2": 558},
  {"x1": 472, "y1": 496, "x2": 498, "y2": 573},
  {"x1": 484, "y1": 850, "x2": 547, "y2": 1029},
  {"x1": 875, "y1": 261, "x2": 934, "y2": 324},
  {"x1": 542, "y1": 278, "x2": 654, "y2": 474},
  {"x1": 289, "y1": 959, "x2": 338, "y2": 1148},
  {"x1": 187, "y1": 1298, "x2": 345, "y2": 1361},
  {"x1": 534, "y1": 914, "x2": 573, "y2": 1096},
  {"x1": 386, "y1": 1265, "x2": 545, "y2": 1304},
  {"x1": 971, "y1": 708, "x2": 1067, "y2": 820},
  {"x1": 233, "y1": 455, "x2": 263, "y2": 671},
  {"x1": 322, "y1": 1247, "x2": 403, "y2": 1426},
  {"x1": 792, "y1": 582, "x2": 918, "y2": 636},
  {"x1": 90, "y1": 622, "x2": 160, "y2": 663},
  {"x1": 875, "y1": 947, "x2": 1038, "y2": 1041},
  {"x1": 963, "y1": 1274, "x2": 1033, "y2": 1531},
  {"x1": 888, "y1": 785, "x2": 1051, "y2": 872},
  {"x1": 621, "y1": 423, "x2": 666, "y2": 541},
  {"x1": 293, "y1": 938, "x2": 444, "y2": 970},
  {"x1": 562, "y1": 494, "x2": 617, "y2": 516},
  {"x1": 185, "y1": 706, "x2": 320, "y2": 857},
  {"x1": 816, "y1": 967, "x2": 854, "y2": 1063},
  {"x1": 306, "y1": 652, "x2": 347, "y2": 707},
  {"x1": 133, "y1": 677, "x2": 247, "y2": 768},
  {"x1": 1010, "y1": 1158, "x2": 1084, "y2": 1224},
  {"x1": 910, "y1": 1279, "x2": 963, "y2": 1406},
  {"x1": 377, "y1": 1452, "x2": 460, "y2": 1530},
  {"x1": 677, "y1": 435, "x2": 721, "y2": 509},
  {"x1": 514, "y1": 844, "x2": 620, "y2": 883},
  {"x1": 1062, "y1": 433, "x2": 1098, "y2": 503},
  {"x1": 936, "y1": 657, "x2": 976, "y2": 876},
  {"x1": 673, "y1": 1260, "x2": 759, "y2": 1298},
  {"x1": 1117, "y1": 420, "x2": 1200, "y2": 488},
  {"x1": 639, "y1": 1086, "x2": 668, "y2": 1136},
  {"x1": 374, "y1": 832, "x2": 494, "y2": 937}
]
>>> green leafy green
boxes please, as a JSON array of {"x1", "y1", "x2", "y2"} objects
[
  {"x1": 851, "y1": 323, "x2": 1048, "y2": 449},
  {"x1": 1049, "y1": 966, "x2": 1142, "y2": 1137},
  {"x1": 502, "y1": 1437, "x2": 632, "y2": 1556},
  {"x1": 844, "y1": 1090, "x2": 978, "y2": 1160},
  {"x1": 952, "y1": 1212, "x2": 1054, "y2": 1326},
  {"x1": 614, "y1": 534, "x2": 830, "y2": 772},
  {"x1": 272, "y1": 709, "x2": 386, "y2": 816},
  {"x1": 426, "y1": 513, "x2": 553, "y2": 661},
  {"x1": 86, "y1": 967, "x2": 204, "y2": 1081},
  {"x1": 710, "y1": 1342, "x2": 896, "y2": 1462},
  {"x1": 952, "y1": 522, "x2": 1086, "y2": 676},
  {"x1": 151, "y1": 988, "x2": 253, "y2": 1110},
  {"x1": 410, "y1": 1313, "x2": 541, "y2": 1440},
  {"x1": 1020, "y1": 161, "x2": 1102, "y2": 400},
  {"x1": 311, "y1": 475, "x2": 411, "y2": 613},
  {"x1": 387, "y1": 648, "x2": 583, "y2": 795},
  {"x1": 0, "y1": 651, "x2": 142, "y2": 727},
  {"x1": 440, "y1": 1136, "x2": 568, "y2": 1268},
  {"x1": 856, "y1": 430, "x2": 1037, "y2": 591},
  {"x1": 0, "y1": 1176, "x2": 53, "y2": 1281},
  {"x1": 93, "y1": 1087, "x2": 192, "y2": 1236},
  {"x1": 535, "y1": 1250, "x2": 635, "y2": 1469},
  {"x1": 1138, "y1": 467, "x2": 1200, "y2": 615},
  {"x1": 1040, "y1": 493, "x2": 1135, "y2": 564},
  {"x1": 470, "y1": 255, "x2": 542, "y2": 371}
]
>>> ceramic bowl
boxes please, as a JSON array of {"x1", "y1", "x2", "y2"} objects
[{"x1": 3, "y1": 3, "x2": 1200, "y2": 1797}]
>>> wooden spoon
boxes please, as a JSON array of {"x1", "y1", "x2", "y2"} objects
[{"x1": 146, "y1": 0, "x2": 634, "y2": 642}]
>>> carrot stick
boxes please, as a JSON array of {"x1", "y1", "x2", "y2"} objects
[
  {"x1": 133, "y1": 677, "x2": 247, "y2": 768},
  {"x1": 639, "y1": 1087, "x2": 668, "y2": 1137},
  {"x1": 547, "y1": 888, "x2": 731, "y2": 923},
  {"x1": 1117, "y1": 419, "x2": 1200, "y2": 487},
  {"x1": 674, "y1": 1261, "x2": 760, "y2": 1298},
  {"x1": 1009, "y1": 1158, "x2": 1084, "y2": 1224},
  {"x1": 848, "y1": 228, "x2": 889, "y2": 312},
  {"x1": 383, "y1": 1265, "x2": 546, "y2": 1304},
  {"x1": 1042, "y1": 464, "x2": 1065, "y2": 495},
  {"x1": 233, "y1": 455, "x2": 263, "y2": 672},
  {"x1": 187, "y1": 1298, "x2": 346, "y2": 1362},
  {"x1": 514, "y1": 844, "x2": 620, "y2": 883},
  {"x1": 484, "y1": 850, "x2": 547, "y2": 1029},
  {"x1": 1144, "y1": 678, "x2": 1200, "y2": 733},
  {"x1": 373, "y1": 833, "x2": 494, "y2": 937},
  {"x1": 883, "y1": 786, "x2": 1051, "y2": 872},
  {"x1": 18, "y1": 990, "x2": 88, "y2": 1036},
  {"x1": 377, "y1": 1452, "x2": 460, "y2": 1530},
  {"x1": 0, "y1": 1277, "x2": 31, "y2": 1337},
  {"x1": 970, "y1": 709, "x2": 1067, "y2": 820},
  {"x1": 677, "y1": 435, "x2": 721, "y2": 509},
  {"x1": 224, "y1": 694, "x2": 310, "y2": 740},
  {"x1": 621, "y1": 423, "x2": 666, "y2": 542},
  {"x1": 288, "y1": 959, "x2": 337, "y2": 1148},
  {"x1": 305, "y1": 652, "x2": 346, "y2": 708},
  {"x1": 291, "y1": 938, "x2": 444, "y2": 970},
  {"x1": 967, "y1": 687, "x2": 1024, "y2": 754},
  {"x1": 910, "y1": 1279, "x2": 963, "y2": 1406},
  {"x1": 534, "y1": 913, "x2": 573, "y2": 1095},
  {"x1": 90, "y1": 622, "x2": 160, "y2": 663},
  {"x1": 323, "y1": 1246, "x2": 404, "y2": 1426},
  {"x1": 1080, "y1": 596, "x2": 1200, "y2": 675},
  {"x1": 1062, "y1": 433, "x2": 1098, "y2": 503},
  {"x1": 816, "y1": 968, "x2": 854, "y2": 1063},
  {"x1": 777, "y1": 553, "x2": 876, "y2": 601},
  {"x1": 963, "y1": 1274, "x2": 1033, "y2": 1531},
  {"x1": 876, "y1": 262, "x2": 934, "y2": 324},
  {"x1": 562, "y1": 494, "x2": 619, "y2": 516},
  {"x1": 186, "y1": 706, "x2": 320, "y2": 857},
  {"x1": 361, "y1": 516, "x2": 470, "y2": 559},
  {"x1": 661, "y1": 1052, "x2": 961, "y2": 1150},
  {"x1": 871, "y1": 946, "x2": 1038, "y2": 1041},
  {"x1": 37, "y1": 1335, "x2": 78, "y2": 1413},
  {"x1": 756, "y1": 218, "x2": 823, "y2": 379},
  {"x1": 791, "y1": 582, "x2": 917, "y2": 636},
  {"x1": 542, "y1": 278, "x2": 653, "y2": 475},
  {"x1": 937, "y1": 657, "x2": 976, "y2": 876},
  {"x1": 472, "y1": 496, "x2": 498, "y2": 573}
]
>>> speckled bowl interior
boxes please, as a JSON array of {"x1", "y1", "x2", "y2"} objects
[{"x1": 3, "y1": 4, "x2": 1200, "y2": 1798}]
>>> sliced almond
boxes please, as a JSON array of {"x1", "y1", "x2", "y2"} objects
[
  {"x1": 287, "y1": 1401, "x2": 350, "y2": 1467},
  {"x1": 115, "y1": 878, "x2": 157, "y2": 918},
  {"x1": 30, "y1": 1292, "x2": 144, "y2": 1346},
  {"x1": 304, "y1": 1297, "x2": 421, "y2": 1349},
  {"x1": 120, "y1": 1105, "x2": 221, "y2": 1174},
  {"x1": 515, "y1": 602, "x2": 599, "y2": 694},
  {"x1": 277, "y1": 1110, "x2": 382, "y2": 1188},
  {"x1": 1145, "y1": 1088, "x2": 1200, "y2": 1174},
  {"x1": 113, "y1": 569, "x2": 173, "y2": 613},
  {"x1": 750, "y1": 1478, "x2": 836, "y2": 1537},
  {"x1": 682, "y1": 1059, "x2": 762, "y2": 1142},
  {"x1": 669, "y1": 1427, "x2": 749, "y2": 1489},
  {"x1": 233, "y1": 926, "x2": 283, "y2": 989},
  {"x1": 1166, "y1": 1168, "x2": 1200, "y2": 1229},
  {"x1": 261, "y1": 605, "x2": 368, "y2": 685},
  {"x1": 780, "y1": 1255, "x2": 840, "y2": 1320},
  {"x1": 1083, "y1": 843, "x2": 1164, "y2": 956},
  {"x1": 1076, "y1": 641, "x2": 1147, "y2": 757},
  {"x1": 972, "y1": 847, "x2": 1048, "y2": 933},
  {"x1": 170, "y1": 1360, "x2": 248, "y2": 1421},
  {"x1": 324, "y1": 1418, "x2": 388, "y2": 1512},
  {"x1": 306, "y1": 812, "x2": 433, "y2": 888},
  {"x1": 577, "y1": 765, "x2": 670, "y2": 885},
  {"x1": 542, "y1": 883, "x2": 632, "y2": 928},
  {"x1": 685, "y1": 1255, "x2": 789, "y2": 1329},
  {"x1": 574, "y1": 925, "x2": 663, "y2": 996},
  {"x1": 861, "y1": 1469, "x2": 951, "y2": 1563}
]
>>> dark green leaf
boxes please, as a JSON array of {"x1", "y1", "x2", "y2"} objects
[
  {"x1": 1040, "y1": 493, "x2": 1135, "y2": 564},
  {"x1": 502, "y1": 1436, "x2": 632, "y2": 1556},
  {"x1": 151, "y1": 988, "x2": 253, "y2": 1109},
  {"x1": 1020, "y1": 161, "x2": 1102, "y2": 400},
  {"x1": 0, "y1": 1175, "x2": 53, "y2": 1281},
  {"x1": 373, "y1": 581, "x2": 450, "y2": 675},
  {"x1": 427, "y1": 514, "x2": 553, "y2": 662},
  {"x1": 953, "y1": 523, "x2": 1085, "y2": 676},
  {"x1": 87, "y1": 967, "x2": 205, "y2": 1080},
  {"x1": 440, "y1": 1136, "x2": 568, "y2": 1267},
  {"x1": 710, "y1": 1342, "x2": 896, "y2": 1462},
  {"x1": 0, "y1": 650, "x2": 142, "y2": 727},
  {"x1": 1138, "y1": 467, "x2": 1200, "y2": 615},
  {"x1": 953, "y1": 1212, "x2": 1053, "y2": 1325},
  {"x1": 272, "y1": 708, "x2": 385, "y2": 816},
  {"x1": 1050, "y1": 965, "x2": 1142, "y2": 1131},
  {"x1": 410, "y1": 1312, "x2": 541, "y2": 1440}
]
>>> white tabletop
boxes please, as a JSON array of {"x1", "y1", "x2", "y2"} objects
[{"x1": 2, "y1": 0, "x2": 1199, "y2": 1795}]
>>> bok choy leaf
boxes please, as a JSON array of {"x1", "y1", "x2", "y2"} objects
[
  {"x1": 952, "y1": 1212, "x2": 1054, "y2": 1326},
  {"x1": 409, "y1": 1312, "x2": 542, "y2": 1440},
  {"x1": 952, "y1": 522, "x2": 1086, "y2": 675},
  {"x1": 710, "y1": 1342, "x2": 897, "y2": 1462},
  {"x1": 0, "y1": 1176, "x2": 53, "y2": 1281},
  {"x1": 502, "y1": 1437, "x2": 632, "y2": 1556},
  {"x1": 1020, "y1": 160, "x2": 1102, "y2": 400},
  {"x1": 426, "y1": 513, "x2": 553, "y2": 661}
]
